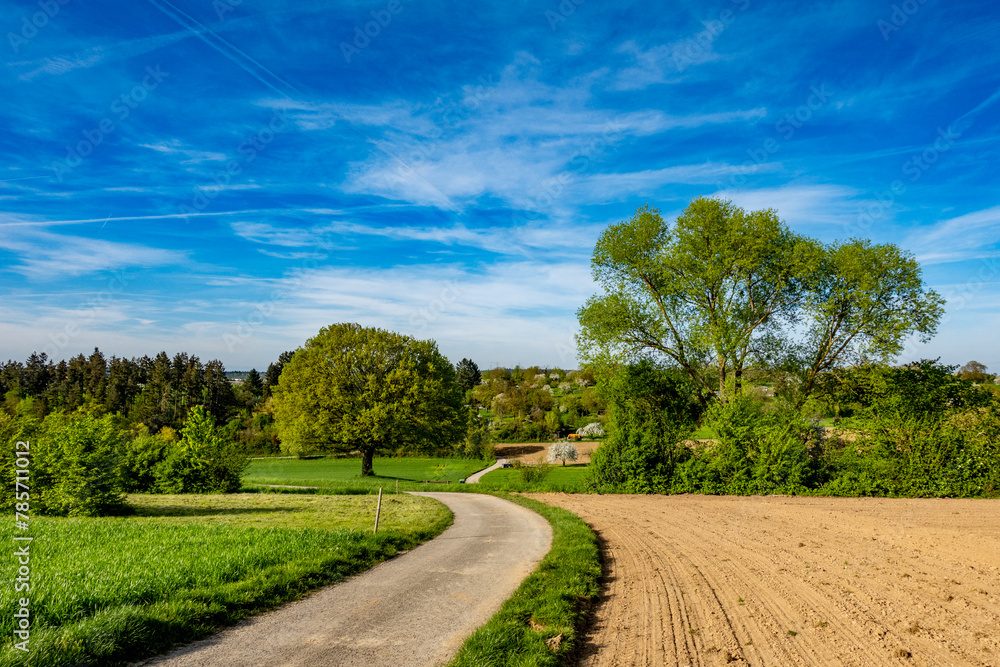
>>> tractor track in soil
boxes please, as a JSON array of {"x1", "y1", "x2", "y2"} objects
[{"x1": 530, "y1": 494, "x2": 1000, "y2": 667}]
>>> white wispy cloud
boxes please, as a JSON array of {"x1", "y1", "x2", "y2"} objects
[
  {"x1": 8, "y1": 28, "x2": 198, "y2": 80},
  {"x1": 0, "y1": 226, "x2": 186, "y2": 278},
  {"x1": 907, "y1": 205, "x2": 1000, "y2": 265},
  {"x1": 714, "y1": 183, "x2": 863, "y2": 229},
  {"x1": 259, "y1": 54, "x2": 768, "y2": 210},
  {"x1": 230, "y1": 218, "x2": 604, "y2": 257}
]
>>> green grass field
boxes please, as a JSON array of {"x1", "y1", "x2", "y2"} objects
[
  {"x1": 243, "y1": 456, "x2": 489, "y2": 493},
  {"x1": 477, "y1": 464, "x2": 590, "y2": 492},
  {"x1": 0, "y1": 493, "x2": 450, "y2": 667}
]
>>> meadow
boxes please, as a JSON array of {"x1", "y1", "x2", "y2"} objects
[
  {"x1": 0, "y1": 493, "x2": 451, "y2": 666},
  {"x1": 243, "y1": 456, "x2": 489, "y2": 493},
  {"x1": 476, "y1": 464, "x2": 589, "y2": 492}
]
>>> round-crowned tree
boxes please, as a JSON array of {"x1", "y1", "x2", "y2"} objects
[{"x1": 273, "y1": 323, "x2": 468, "y2": 476}]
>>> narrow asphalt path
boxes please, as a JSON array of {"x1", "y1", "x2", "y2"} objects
[
  {"x1": 138, "y1": 492, "x2": 552, "y2": 667},
  {"x1": 464, "y1": 458, "x2": 507, "y2": 483}
]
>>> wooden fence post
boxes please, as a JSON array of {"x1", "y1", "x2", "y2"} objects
[{"x1": 373, "y1": 487, "x2": 383, "y2": 535}]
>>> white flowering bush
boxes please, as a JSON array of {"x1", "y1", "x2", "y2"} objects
[
  {"x1": 577, "y1": 422, "x2": 605, "y2": 438},
  {"x1": 548, "y1": 441, "x2": 578, "y2": 466}
]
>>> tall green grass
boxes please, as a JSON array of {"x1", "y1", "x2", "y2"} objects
[{"x1": 0, "y1": 494, "x2": 450, "y2": 666}]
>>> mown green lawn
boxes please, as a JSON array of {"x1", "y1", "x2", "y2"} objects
[
  {"x1": 244, "y1": 456, "x2": 489, "y2": 493},
  {"x1": 0, "y1": 493, "x2": 450, "y2": 667},
  {"x1": 477, "y1": 464, "x2": 590, "y2": 492}
]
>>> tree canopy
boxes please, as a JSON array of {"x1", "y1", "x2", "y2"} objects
[
  {"x1": 455, "y1": 358, "x2": 482, "y2": 394},
  {"x1": 272, "y1": 323, "x2": 467, "y2": 475},
  {"x1": 958, "y1": 360, "x2": 991, "y2": 383},
  {"x1": 577, "y1": 197, "x2": 945, "y2": 406}
]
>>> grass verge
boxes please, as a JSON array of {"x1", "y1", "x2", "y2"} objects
[
  {"x1": 446, "y1": 492, "x2": 601, "y2": 667},
  {"x1": 0, "y1": 493, "x2": 451, "y2": 667}
]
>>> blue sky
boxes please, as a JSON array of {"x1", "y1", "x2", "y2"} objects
[{"x1": 1, "y1": 0, "x2": 998, "y2": 371}]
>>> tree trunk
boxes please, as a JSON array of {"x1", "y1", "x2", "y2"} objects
[{"x1": 361, "y1": 449, "x2": 375, "y2": 476}]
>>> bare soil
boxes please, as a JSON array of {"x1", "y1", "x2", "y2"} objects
[
  {"x1": 529, "y1": 494, "x2": 1000, "y2": 667},
  {"x1": 495, "y1": 441, "x2": 600, "y2": 465}
]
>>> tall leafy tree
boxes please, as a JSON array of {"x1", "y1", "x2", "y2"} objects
[
  {"x1": 273, "y1": 323, "x2": 467, "y2": 475},
  {"x1": 790, "y1": 240, "x2": 945, "y2": 407},
  {"x1": 958, "y1": 360, "x2": 991, "y2": 383},
  {"x1": 577, "y1": 198, "x2": 944, "y2": 406},
  {"x1": 578, "y1": 198, "x2": 816, "y2": 405}
]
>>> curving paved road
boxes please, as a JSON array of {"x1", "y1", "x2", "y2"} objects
[
  {"x1": 464, "y1": 458, "x2": 506, "y2": 483},
  {"x1": 138, "y1": 492, "x2": 552, "y2": 667}
]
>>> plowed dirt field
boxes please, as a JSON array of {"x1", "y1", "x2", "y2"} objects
[{"x1": 530, "y1": 494, "x2": 1000, "y2": 667}]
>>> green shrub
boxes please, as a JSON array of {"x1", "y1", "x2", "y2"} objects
[
  {"x1": 511, "y1": 459, "x2": 552, "y2": 483},
  {"x1": 823, "y1": 409, "x2": 1000, "y2": 497},
  {"x1": 120, "y1": 433, "x2": 172, "y2": 492},
  {"x1": 586, "y1": 360, "x2": 699, "y2": 493},
  {"x1": 461, "y1": 416, "x2": 495, "y2": 461},
  {"x1": 8, "y1": 413, "x2": 130, "y2": 516},
  {"x1": 685, "y1": 394, "x2": 824, "y2": 495},
  {"x1": 155, "y1": 407, "x2": 247, "y2": 493}
]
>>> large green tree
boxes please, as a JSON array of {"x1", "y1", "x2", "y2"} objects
[
  {"x1": 577, "y1": 197, "x2": 944, "y2": 406},
  {"x1": 790, "y1": 239, "x2": 945, "y2": 407},
  {"x1": 272, "y1": 323, "x2": 467, "y2": 475}
]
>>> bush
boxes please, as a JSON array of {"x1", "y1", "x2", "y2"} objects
[
  {"x1": 547, "y1": 442, "x2": 578, "y2": 466},
  {"x1": 9, "y1": 413, "x2": 129, "y2": 516},
  {"x1": 155, "y1": 407, "x2": 247, "y2": 493},
  {"x1": 586, "y1": 360, "x2": 700, "y2": 493},
  {"x1": 120, "y1": 432, "x2": 172, "y2": 492},
  {"x1": 676, "y1": 394, "x2": 824, "y2": 495},
  {"x1": 577, "y1": 421, "x2": 605, "y2": 438},
  {"x1": 823, "y1": 408, "x2": 1000, "y2": 497},
  {"x1": 511, "y1": 459, "x2": 552, "y2": 483},
  {"x1": 461, "y1": 416, "x2": 495, "y2": 461}
]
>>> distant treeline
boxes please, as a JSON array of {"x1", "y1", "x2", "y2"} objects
[{"x1": 0, "y1": 348, "x2": 293, "y2": 431}]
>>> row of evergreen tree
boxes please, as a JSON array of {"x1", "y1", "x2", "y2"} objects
[{"x1": 0, "y1": 349, "x2": 294, "y2": 430}]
